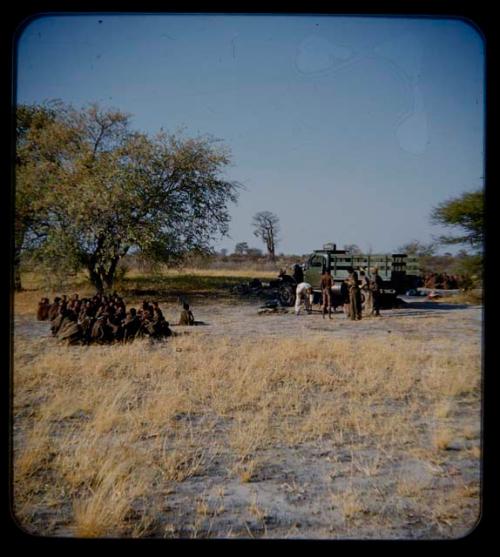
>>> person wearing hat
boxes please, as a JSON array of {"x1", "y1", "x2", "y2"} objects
[{"x1": 370, "y1": 267, "x2": 383, "y2": 316}]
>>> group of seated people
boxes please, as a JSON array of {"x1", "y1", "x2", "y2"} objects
[
  {"x1": 36, "y1": 292, "x2": 195, "y2": 345},
  {"x1": 422, "y1": 272, "x2": 463, "y2": 290}
]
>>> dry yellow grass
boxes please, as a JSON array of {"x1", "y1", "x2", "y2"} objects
[{"x1": 13, "y1": 306, "x2": 482, "y2": 538}]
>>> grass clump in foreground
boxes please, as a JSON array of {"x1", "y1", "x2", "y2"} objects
[{"x1": 13, "y1": 330, "x2": 481, "y2": 539}]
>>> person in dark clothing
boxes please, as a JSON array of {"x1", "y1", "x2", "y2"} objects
[
  {"x1": 48, "y1": 297, "x2": 61, "y2": 321},
  {"x1": 51, "y1": 303, "x2": 71, "y2": 336},
  {"x1": 78, "y1": 314, "x2": 95, "y2": 345},
  {"x1": 292, "y1": 264, "x2": 304, "y2": 285},
  {"x1": 370, "y1": 267, "x2": 383, "y2": 316},
  {"x1": 347, "y1": 269, "x2": 362, "y2": 320},
  {"x1": 138, "y1": 309, "x2": 157, "y2": 338},
  {"x1": 153, "y1": 308, "x2": 172, "y2": 338},
  {"x1": 37, "y1": 298, "x2": 50, "y2": 321},
  {"x1": 151, "y1": 302, "x2": 165, "y2": 320},
  {"x1": 108, "y1": 308, "x2": 124, "y2": 341},
  {"x1": 91, "y1": 315, "x2": 112, "y2": 343},
  {"x1": 340, "y1": 279, "x2": 350, "y2": 318},
  {"x1": 122, "y1": 308, "x2": 141, "y2": 342}
]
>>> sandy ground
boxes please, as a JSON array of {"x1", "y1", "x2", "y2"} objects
[
  {"x1": 14, "y1": 296, "x2": 483, "y2": 350},
  {"x1": 12, "y1": 297, "x2": 483, "y2": 539}
]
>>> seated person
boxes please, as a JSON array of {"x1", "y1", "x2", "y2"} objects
[
  {"x1": 36, "y1": 297, "x2": 51, "y2": 321},
  {"x1": 178, "y1": 302, "x2": 195, "y2": 326}
]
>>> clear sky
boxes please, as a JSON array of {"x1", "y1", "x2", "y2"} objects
[{"x1": 16, "y1": 14, "x2": 485, "y2": 256}]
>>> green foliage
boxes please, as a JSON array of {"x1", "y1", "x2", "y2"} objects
[
  {"x1": 397, "y1": 240, "x2": 437, "y2": 257},
  {"x1": 428, "y1": 190, "x2": 484, "y2": 287},
  {"x1": 430, "y1": 190, "x2": 484, "y2": 249},
  {"x1": 15, "y1": 102, "x2": 240, "y2": 291},
  {"x1": 452, "y1": 253, "x2": 482, "y2": 285}
]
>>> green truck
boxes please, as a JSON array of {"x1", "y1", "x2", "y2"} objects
[{"x1": 277, "y1": 243, "x2": 421, "y2": 307}]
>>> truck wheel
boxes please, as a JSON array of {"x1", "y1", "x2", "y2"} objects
[{"x1": 278, "y1": 284, "x2": 296, "y2": 307}]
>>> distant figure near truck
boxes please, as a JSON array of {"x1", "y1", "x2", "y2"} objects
[
  {"x1": 295, "y1": 282, "x2": 313, "y2": 315},
  {"x1": 276, "y1": 243, "x2": 420, "y2": 310}
]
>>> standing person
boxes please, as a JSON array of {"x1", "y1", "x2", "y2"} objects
[
  {"x1": 347, "y1": 268, "x2": 362, "y2": 320},
  {"x1": 340, "y1": 279, "x2": 350, "y2": 318},
  {"x1": 360, "y1": 270, "x2": 373, "y2": 316},
  {"x1": 292, "y1": 263, "x2": 304, "y2": 285},
  {"x1": 320, "y1": 269, "x2": 333, "y2": 319},
  {"x1": 295, "y1": 282, "x2": 313, "y2": 315},
  {"x1": 370, "y1": 267, "x2": 384, "y2": 316}
]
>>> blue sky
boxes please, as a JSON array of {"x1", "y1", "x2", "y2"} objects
[{"x1": 16, "y1": 14, "x2": 485, "y2": 255}]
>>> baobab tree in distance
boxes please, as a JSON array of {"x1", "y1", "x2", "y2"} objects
[{"x1": 252, "y1": 211, "x2": 280, "y2": 261}]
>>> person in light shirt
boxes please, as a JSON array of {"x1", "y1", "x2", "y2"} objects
[{"x1": 295, "y1": 282, "x2": 313, "y2": 315}]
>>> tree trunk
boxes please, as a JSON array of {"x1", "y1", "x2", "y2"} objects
[
  {"x1": 266, "y1": 230, "x2": 275, "y2": 261},
  {"x1": 14, "y1": 259, "x2": 23, "y2": 292},
  {"x1": 267, "y1": 241, "x2": 275, "y2": 261},
  {"x1": 103, "y1": 257, "x2": 120, "y2": 292},
  {"x1": 13, "y1": 223, "x2": 26, "y2": 291},
  {"x1": 88, "y1": 266, "x2": 104, "y2": 292}
]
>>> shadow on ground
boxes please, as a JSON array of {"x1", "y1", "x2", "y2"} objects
[{"x1": 404, "y1": 301, "x2": 471, "y2": 311}]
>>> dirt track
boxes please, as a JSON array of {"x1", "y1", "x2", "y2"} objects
[{"x1": 178, "y1": 296, "x2": 482, "y2": 343}]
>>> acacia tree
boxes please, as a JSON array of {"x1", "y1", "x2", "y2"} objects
[
  {"x1": 397, "y1": 240, "x2": 437, "y2": 257},
  {"x1": 16, "y1": 102, "x2": 240, "y2": 291},
  {"x1": 252, "y1": 211, "x2": 280, "y2": 261},
  {"x1": 430, "y1": 189, "x2": 484, "y2": 282},
  {"x1": 430, "y1": 189, "x2": 484, "y2": 249}
]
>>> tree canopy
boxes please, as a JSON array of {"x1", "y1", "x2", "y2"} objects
[
  {"x1": 15, "y1": 102, "x2": 240, "y2": 291},
  {"x1": 397, "y1": 240, "x2": 437, "y2": 257},
  {"x1": 430, "y1": 189, "x2": 484, "y2": 250},
  {"x1": 343, "y1": 244, "x2": 362, "y2": 255}
]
